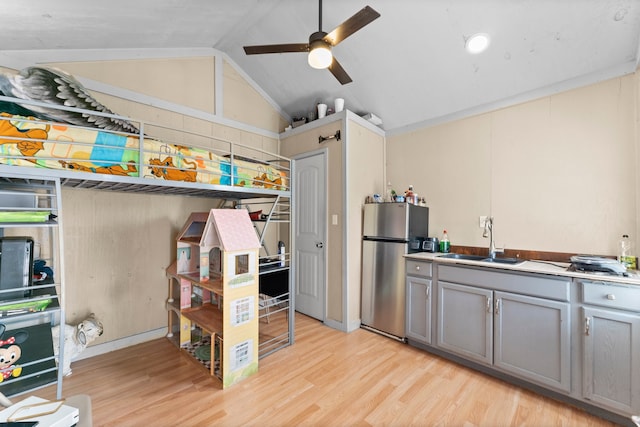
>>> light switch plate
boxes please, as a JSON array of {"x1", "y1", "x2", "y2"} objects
[
  {"x1": 332, "y1": 214, "x2": 338, "y2": 225},
  {"x1": 479, "y1": 216, "x2": 488, "y2": 228}
]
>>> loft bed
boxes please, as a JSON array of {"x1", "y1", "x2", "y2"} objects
[
  {"x1": 0, "y1": 97, "x2": 294, "y2": 358},
  {"x1": 0, "y1": 65, "x2": 293, "y2": 359}
]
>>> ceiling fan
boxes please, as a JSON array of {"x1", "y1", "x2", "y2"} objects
[{"x1": 243, "y1": 0, "x2": 381, "y2": 85}]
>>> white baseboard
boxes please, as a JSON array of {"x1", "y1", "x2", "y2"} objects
[
  {"x1": 76, "y1": 319, "x2": 361, "y2": 364},
  {"x1": 75, "y1": 327, "x2": 167, "y2": 362}
]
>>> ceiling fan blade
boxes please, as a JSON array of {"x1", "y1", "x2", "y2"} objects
[
  {"x1": 328, "y1": 58, "x2": 352, "y2": 85},
  {"x1": 324, "y1": 6, "x2": 381, "y2": 46},
  {"x1": 244, "y1": 43, "x2": 308, "y2": 55}
]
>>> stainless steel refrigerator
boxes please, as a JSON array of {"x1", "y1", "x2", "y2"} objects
[{"x1": 361, "y1": 202, "x2": 429, "y2": 340}]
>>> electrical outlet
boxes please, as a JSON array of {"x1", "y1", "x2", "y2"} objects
[{"x1": 479, "y1": 216, "x2": 488, "y2": 228}]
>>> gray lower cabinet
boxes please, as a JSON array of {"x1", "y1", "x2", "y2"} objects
[
  {"x1": 580, "y1": 280, "x2": 640, "y2": 415},
  {"x1": 436, "y1": 265, "x2": 571, "y2": 393},
  {"x1": 437, "y1": 281, "x2": 493, "y2": 364},
  {"x1": 494, "y1": 291, "x2": 570, "y2": 392},
  {"x1": 407, "y1": 263, "x2": 640, "y2": 420},
  {"x1": 405, "y1": 260, "x2": 432, "y2": 344}
]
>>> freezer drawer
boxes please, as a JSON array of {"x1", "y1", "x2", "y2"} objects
[
  {"x1": 363, "y1": 202, "x2": 428, "y2": 240},
  {"x1": 363, "y1": 203, "x2": 409, "y2": 239}
]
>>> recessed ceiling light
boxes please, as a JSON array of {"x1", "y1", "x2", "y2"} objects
[{"x1": 466, "y1": 33, "x2": 490, "y2": 54}]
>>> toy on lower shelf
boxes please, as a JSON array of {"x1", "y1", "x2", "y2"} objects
[{"x1": 0, "y1": 298, "x2": 52, "y2": 317}]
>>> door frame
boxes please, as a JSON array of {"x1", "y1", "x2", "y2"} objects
[{"x1": 293, "y1": 147, "x2": 328, "y2": 322}]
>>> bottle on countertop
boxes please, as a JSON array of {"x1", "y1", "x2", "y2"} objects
[
  {"x1": 387, "y1": 182, "x2": 395, "y2": 202},
  {"x1": 439, "y1": 230, "x2": 450, "y2": 253},
  {"x1": 618, "y1": 234, "x2": 636, "y2": 269}
]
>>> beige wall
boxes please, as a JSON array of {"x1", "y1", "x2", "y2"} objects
[
  {"x1": 223, "y1": 61, "x2": 289, "y2": 132},
  {"x1": 20, "y1": 55, "x2": 288, "y2": 345},
  {"x1": 61, "y1": 188, "x2": 216, "y2": 341},
  {"x1": 387, "y1": 74, "x2": 638, "y2": 256},
  {"x1": 346, "y1": 121, "x2": 384, "y2": 327},
  {"x1": 49, "y1": 58, "x2": 217, "y2": 114}
]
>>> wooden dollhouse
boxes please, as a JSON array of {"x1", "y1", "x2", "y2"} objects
[{"x1": 166, "y1": 209, "x2": 261, "y2": 388}]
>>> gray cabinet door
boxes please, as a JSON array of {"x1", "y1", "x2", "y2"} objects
[
  {"x1": 437, "y1": 281, "x2": 493, "y2": 365},
  {"x1": 406, "y1": 276, "x2": 431, "y2": 344},
  {"x1": 494, "y1": 291, "x2": 571, "y2": 393},
  {"x1": 582, "y1": 306, "x2": 640, "y2": 415}
]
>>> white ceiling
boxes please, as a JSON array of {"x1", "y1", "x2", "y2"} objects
[{"x1": 2, "y1": 0, "x2": 640, "y2": 133}]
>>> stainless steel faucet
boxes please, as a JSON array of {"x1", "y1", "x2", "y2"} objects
[{"x1": 482, "y1": 217, "x2": 503, "y2": 259}]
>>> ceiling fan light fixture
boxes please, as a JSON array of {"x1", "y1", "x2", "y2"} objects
[
  {"x1": 466, "y1": 33, "x2": 490, "y2": 54},
  {"x1": 308, "y1": 41, "x2": 333, "y2": 69}
]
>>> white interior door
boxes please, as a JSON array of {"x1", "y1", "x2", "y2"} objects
[{"x1": 294, "y1": 150, "x2": 326, "y2": 320}]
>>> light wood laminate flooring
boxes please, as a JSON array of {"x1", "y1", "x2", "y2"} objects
[{"x1": 31, "y1": 313, "x2": 617, "y2": 426}]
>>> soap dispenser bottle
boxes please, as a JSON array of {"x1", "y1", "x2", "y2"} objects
[{"x1": 440, "y1": 230, "x2": 450, "y2": 253}]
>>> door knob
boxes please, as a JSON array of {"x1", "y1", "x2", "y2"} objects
[{"x1": 316, "y1": 242, "x2": 324, "y2": 248}]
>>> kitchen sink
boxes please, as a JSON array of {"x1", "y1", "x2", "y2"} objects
[
  {"x1": 481, "y1": 257, "x2": 525, "y2": 265},
  {"x1": 438, "y1": 253, "x2": 487, "y2": 261},
  {"x1": 438, "y1": 253, "x2": 525, "y2": 265}
]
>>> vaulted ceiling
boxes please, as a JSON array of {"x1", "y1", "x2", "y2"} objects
[{"x1": 2, "y1": 0, "x2": 640, "y2": 133}]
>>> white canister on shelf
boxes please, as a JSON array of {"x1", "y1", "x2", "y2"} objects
[
  {"x1": 317, "y1": 103, "x2": 328, "y2": 118},
  {"x1": 335, "y1": 98, "x2": 344, "y2": 112}
]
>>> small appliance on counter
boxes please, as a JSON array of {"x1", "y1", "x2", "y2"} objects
[
  {"x1": 568, "y1": 255, "x2": 627, "y2": 275},
  {"x1": 409, "y1": 237, "x2": 425, "y2": 252},
  {"x1": 422, "y1": 237, "x2": 439, "y2": 252}
]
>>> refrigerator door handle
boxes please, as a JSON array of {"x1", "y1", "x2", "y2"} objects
[{"x1": 316, "y1": 242, "x2": 324, "y2": 248}]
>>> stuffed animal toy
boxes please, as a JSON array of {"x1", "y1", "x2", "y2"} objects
[{"x1": 52, "y1": 313, "x2": 103, "y2": 376}]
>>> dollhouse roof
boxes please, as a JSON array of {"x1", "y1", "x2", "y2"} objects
[
  {"x1": 176, "y1": 212, "x2": 209, "y2": 244},
  {"x1": 203, "y1": 209, "x2": 260, "y2": 252}
]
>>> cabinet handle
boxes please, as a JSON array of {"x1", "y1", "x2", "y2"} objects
[
  {"x1": 494, "y1": 298, "x2": 501, "y2": 315},
  {"x1": 415, "y1": 265, "x2": 420, "y2": 271},
  {"x1": 486, "y1": 296, "x2": 491, "y2": 313},
  {"x1": 426, "y1": 286, "x2": 430, "y2": 299},
  {"x1": 585, "y1": 317, "x2": 591, "y2": 335},
  {"x1": 606, "y1": 294, "x2": 616, "y2": 300}
]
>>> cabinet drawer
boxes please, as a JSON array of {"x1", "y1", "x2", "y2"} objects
[
  {"x1": 406, "y1": 260, "x2": 432, "y2": 278},
  {"x1": 582, "y1": 281, "x2": 640, "y2": 312}
]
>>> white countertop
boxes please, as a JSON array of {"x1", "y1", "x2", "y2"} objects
[{"x1": 405, "y1": 252, "x2": 640, "y2": 286}]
